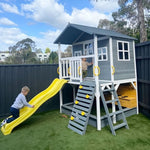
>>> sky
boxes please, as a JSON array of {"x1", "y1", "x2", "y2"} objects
[{"x1": 0, "y1": 0, "x2": 119, "y2": 52}]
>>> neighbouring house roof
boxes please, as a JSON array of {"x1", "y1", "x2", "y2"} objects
[{"x1": 54, "y1": 23, "x2": 136, "y2": 45}]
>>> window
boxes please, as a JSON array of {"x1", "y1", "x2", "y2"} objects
[
  {"x1": 117, "y1": 41, "x2": 130, "y2": 61},
  {"x1": 1, "y1": 55, "x2": 5, "y2": 57},
  {"x1": 44, "y1": 55, "x2": 47, "y2": 57},
  {"x1": 98, "y1": 47, "x2": 108, "y2": 61},
  {"x1": 83, "y1": 42, "x2": 94, "y2": 55},
  {"x1": 39, "y1": 55, "x2": 42, "y2": 57},
  {"x1": 74, "y1": 51, "x2": 82, "y2": 56}
]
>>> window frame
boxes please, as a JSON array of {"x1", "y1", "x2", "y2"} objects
[
  {"x1": 74, "y1": 50, "x2": 82, "y2": 56},
  {"x1": 98, "y1": 46, "x2": 108, "y2": 61},
  {"x1": 117, "y1": 41, "x2": 130, "y2": 61},
  {"x1": 83, "y1": 41, "x2": 94, "y2": 56}
]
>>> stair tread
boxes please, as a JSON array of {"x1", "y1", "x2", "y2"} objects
[
  {"x1": 103, "y1": 88, "x2": 115, "y2": 92},
  {"x1": 113, "y1": 123, "x2": 127, "y2": 130},
  {"x1": 109, "y1": 110, "x2": 124, "y2": 116},
  {"x1": 106, "y1": 99, "x2": 118, "y2": 104}
]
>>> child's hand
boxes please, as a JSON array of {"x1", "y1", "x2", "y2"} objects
[{"x1": 32, "y1": 105, "x2": 35, "y2": 108}]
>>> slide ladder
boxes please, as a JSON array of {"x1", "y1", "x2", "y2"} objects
[
  {"x1": 68, "y1": 81, "x2": 95, "y2": 135},
  {"x1": 100, "y1": 83, "x2": 129, "y2": 135}
]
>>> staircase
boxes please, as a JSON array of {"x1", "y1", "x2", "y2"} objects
[
  {"x1": 100, "y1": 83, "x2": 129, "y2": 136},
  {"x1": 68, "y1": 81, "x2": 95, "y2": 135}
]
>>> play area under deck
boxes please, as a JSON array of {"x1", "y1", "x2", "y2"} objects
[{"x1": 62, "y1": 102, "x2": 137, "y2": 128}]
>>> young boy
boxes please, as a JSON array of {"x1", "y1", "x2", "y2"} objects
[
  {"x1": 82, "y1": 58, "x2": 93, "y2": 78},
  {"x1": 1, "y1": 86, "x2": 34, "y2": 127}
]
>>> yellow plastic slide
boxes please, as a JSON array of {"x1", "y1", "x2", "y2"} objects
[{"x1": 1, "y1": 78, "x2": 67, "y2": 135}]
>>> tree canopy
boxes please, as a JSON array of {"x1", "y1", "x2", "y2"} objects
[
  {"x1": 48, "y1": 51, "x2": 58, "y2": 64},
  {"x1": 6, "y1": 38, "x2": 40, "y2": 64},
  {"x1": 45, "y1": 48, "x2": 51, "y2": 53},
  {"x1": 111, "y1": 0, "x2": 150, "y2": 42}
]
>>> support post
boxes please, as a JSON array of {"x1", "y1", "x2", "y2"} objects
[
  {"x1": 58, "y1": 43, "x2": 63, "y2": 113},
  {"x1": 73, "y1": 85, "x2": 76, "y2": 102},
  {"x1": 94, "y1": 34, "x2": 101, "y2": 130},
  {"x1": 109, "y1": 37, "x2": 116, "y2": 123},
  {"x1": 133, "y1": 41, "x2": 139, "y2": 114}
]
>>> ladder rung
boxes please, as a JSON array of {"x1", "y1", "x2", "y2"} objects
[
  {"x1": 113, "y1": 123, "x2": 127, "y2": 130},
  {"x1": 103, "y1": 89, "x2": 115, "y2": 92},
  {"x1": 109, "y1": 110, "x2": 123, "y2": 116},
  {"x1": 106, "y1": 99, "x2": 118, "y2": 104}
]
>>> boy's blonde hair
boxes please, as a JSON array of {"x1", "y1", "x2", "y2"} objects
[{"x1": 22, "y1": 86, "x2": 30, "y2": 92}]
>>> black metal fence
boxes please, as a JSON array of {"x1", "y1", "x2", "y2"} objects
[
  {"x1": 136, "y1": 41, "x2": 150, "y2": 117},
  {"x1": 0, "y1": 64, "x2": 73, "y2": 118}
]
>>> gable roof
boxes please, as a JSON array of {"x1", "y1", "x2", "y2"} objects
[{"x1": 54, "y1": 23, "x2": 136, "y2": 44}]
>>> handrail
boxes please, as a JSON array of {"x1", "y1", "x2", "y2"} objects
[{"x1": 60, "y1": 55, "x2": 94, "y2": 61}]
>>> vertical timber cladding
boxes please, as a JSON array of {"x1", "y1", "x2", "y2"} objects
[
  {"x1": 0, "y1": 64, "x2": 72, "y2": 118},
  {"x1": 112, "y1": 38, "x2": 136, "y2": 80},
  {"x1": 98, "y1": 39, "x2": 111, "y2": 80},
  {"x1": 136, "y1": 42, "x2": 150, "y2": 117}
]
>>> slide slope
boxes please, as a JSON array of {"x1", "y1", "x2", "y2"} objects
[{"x1": 1, "y1": 78, "x2": 67, "y2": 135}]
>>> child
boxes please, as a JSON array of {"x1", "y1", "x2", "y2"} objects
[
  {"x1": 82, "y1": 58, "x2": 93, "y2": 78},
  {"x1": 1, "y1": 86, "x2": 34, "y2": 127}
]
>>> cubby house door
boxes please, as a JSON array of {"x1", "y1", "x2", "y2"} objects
[{"x1": 83, "y1": 42, "x2": 94, "y2": 77}]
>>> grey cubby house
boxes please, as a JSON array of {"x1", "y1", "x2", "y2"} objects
[{"x1": 54, "y1": 23, "x2": 138, "y2": 135}]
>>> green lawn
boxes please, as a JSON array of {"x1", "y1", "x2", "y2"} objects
[{"x1": 0, "y1": 110, "x2": 150, "y2": 150}]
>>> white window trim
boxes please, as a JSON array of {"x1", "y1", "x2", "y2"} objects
[
  {"x1": 74, "y1": 50, "x2": 82, "y2": 56},
  {"x1": 83, "y1": 41, "x2": 94, "y2": 56},
  {"x1": 117, "y1": 41, "x2": 130, "y2": 61},
  {"x1": 98, "y1": 47, "x2": 108, "y2": 61}
]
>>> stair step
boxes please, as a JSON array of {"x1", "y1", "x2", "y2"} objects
[
  {"x1": 109, "y1": 110, "x2": 123, "y2": 116},
  {"x1": 113, "y1": 123, "x2": 127, "y2": 130},
  {"x1": 106, "y1": 99, "x2": 118, "y2": 104},
  {"x1": 76, "y1": 97, "x2": 92, "y2": 104},
  {"x1": 68, "y1": 125, "x2": 83, "y2": 135},
  {"x1": 103, "y1": 88, "x2": 115, "y2": 92},
  {"x1": 78, "y1": 89, "x2": 93, "y2": 95}
]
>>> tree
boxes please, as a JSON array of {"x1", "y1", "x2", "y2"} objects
[
  {"x1": 48, "y1": 51, "x2": 58, "y2": 64},
  {"x1": 112, "y1": 0, "x2": 150, "y2": 42},
  {"x1": 61, "y1": 46, "x2": 72, "y2": 58},
  {"x1": 9, "y1": 38, "x2": 36, "y2": 53},
  {"x1": 35, "y1": 48, "x2": 42, "y2": 53},
  {"x1": 137, "y1": 0, "x2": 147, "y2": 42},
  {"x1": 6, "y1": 38, "x2": 40, "y2": 64},
  {"x1": 45, "y1": 48, "x2": 51, "y2": 53}
]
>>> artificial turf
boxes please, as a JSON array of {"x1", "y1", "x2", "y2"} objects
[{"x1": 0, "y1": 110, "x2": 150, "y2": 150}]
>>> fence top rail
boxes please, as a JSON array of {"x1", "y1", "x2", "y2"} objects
[
  {"x1": 0, "y1": 64, "x2": 58, "y2": 67},
  {"x1": 136, "y1": 41, "x2": 150, "y2": 47}
]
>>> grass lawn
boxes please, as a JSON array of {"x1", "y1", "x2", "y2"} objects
[{"x1": 0, "y1": 110, "x2": 150, "y2": 150}]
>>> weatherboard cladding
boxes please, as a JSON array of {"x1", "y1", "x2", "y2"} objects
[
  {"x1": 98, "y1": 39, "x2": 111, "y2": 80},
  {"x1": 54, "y1": 23, "x2": 136, "y2": 44},
  {"x1": 112, "y1": 38, "x2": 135, "y2": 80},
  {"x1": 73, "y1": 44, "x2": 83, "y2": 56}
]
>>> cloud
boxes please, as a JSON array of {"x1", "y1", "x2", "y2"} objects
[
  {"x1": 22, "y1": 0, "x2": 70, "y2": 28},
  {"x1": 90, "y1": 0, "x2": 119, "y2": 13},
  {"x1": 0, "y1": 2, "x2": 21, "y2": 14},
  {"x1": 22, "y1": 0, "x2": 110, "y2": 29},
  {"x1": 0, "y1": 27, "x2": 64, "y2": 51},
  {"x1": 0, "y1": 17, "x2": 17, "y2": 26},
  {"x1": 70, "y1": 8, "x2": 109, "y2": 27}
]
